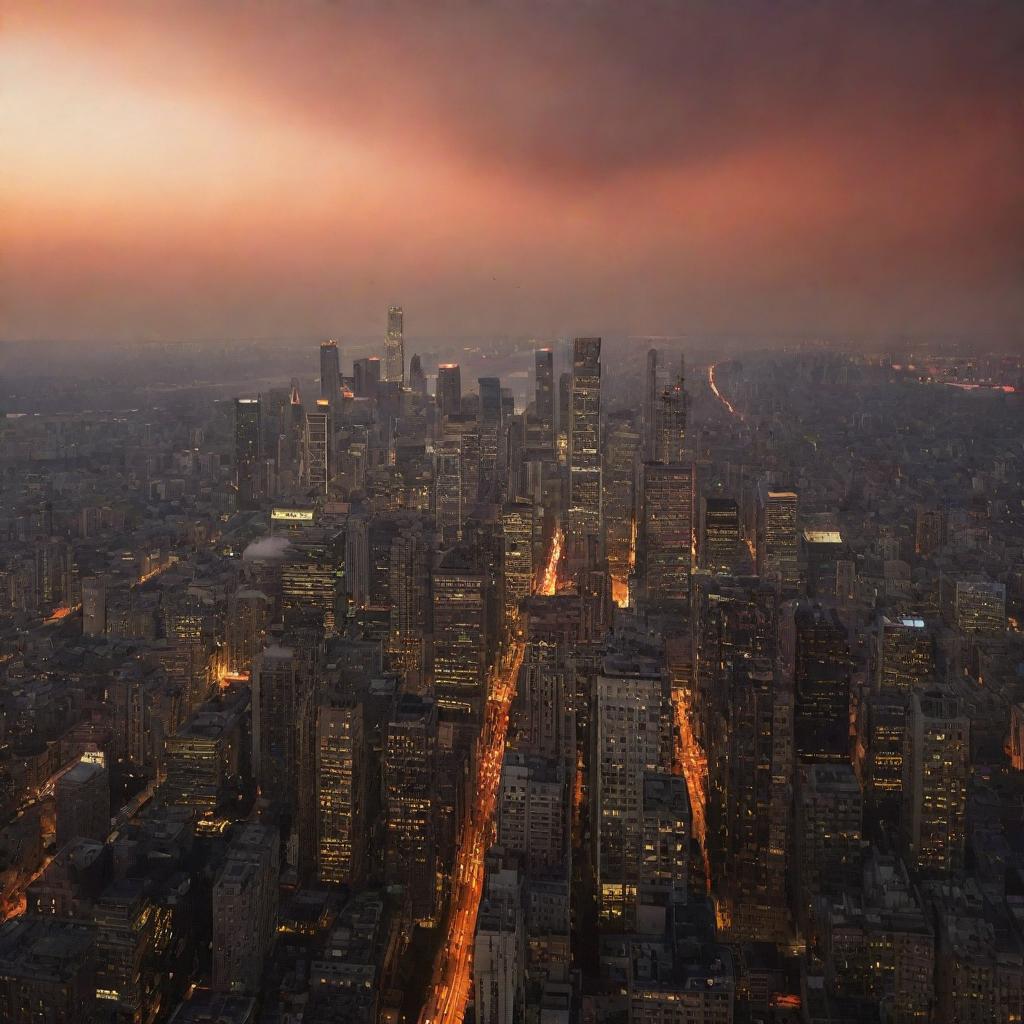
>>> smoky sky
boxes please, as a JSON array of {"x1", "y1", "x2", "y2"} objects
[{"x1": 2, "y1": 0, "x2": 1023, "y2": 345}]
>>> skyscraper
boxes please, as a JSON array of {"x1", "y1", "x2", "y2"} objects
[
  {"x1": 653, "y1": 355, "x2": 686, "y2": 464},
  {"x1": 436, "y1": 363, "x2": 462, "y2": 422},
  {"x1": 793, "y1": 603, "x2": 852, "y2": 764},
  {"x1": 303, "y1": 400, "x2": 330, "y2": 494},
  {"x1": 478, "y1": 376, "x2": 503, "y2": 501},
  {"x1": 433, "y1": 439, "x2": 463, "y2": 546},
  {"x1": 408, "y1": 352, "x2": 427, "y2": 397},
  {"x1": 353, "y1": 356, "x2": 381, "y2": 399},
  {"x1": 501, "y1": 500, "x2": 535, "y2": 635},
  {"x1": 385, "y1": 304, "x2": 404, "y2": 384},
  {"x1": 534, "y1": 348, "x2": 554, "y2": 445},
  {"x1": 568, "y1": 337, "x2": 602, "y2": 562},
  {"x1": 642, "y1": 347, "x2": 659, "y2": 462},
  {"x1": 700, "y1": 496, "x2": 741, "y2": 572},
  {"x1": 251, "y1": 646, "x2": 304, "y2": 806},
  {"x1": 602, "y1": 411, "x2": 640, "y2": 599},
  {"x1": 316, "y1": 689, "x2": 365, "y2": 886},
  {"x1": 55, "y1": 757, "x2": 110, "y2": 849},
  {"x1": 875, "y1": 615, "x2": 934, "y2": 692},
  {"x1": 637, "y1": 461, "x2": 693, "y2": 605},
  {"x1": 757, "y1": 485, "x2": 800, "y2": 589},
  {"x1": 319, "y1": 339, "x2": 341, "y2": 403},
  {"x1": 234, "y1": 397, "x2": 262, "y2": 509}
]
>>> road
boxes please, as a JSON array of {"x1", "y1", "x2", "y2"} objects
[
  {"x1": 708, "y1": 363, "x2": 743, "y2": 420},
  {"x1": 420, "y1": 529, "x2": 561, "y2": 1024}
]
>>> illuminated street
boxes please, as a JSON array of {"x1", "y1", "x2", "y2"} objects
[{"x1": 708, "y1": 363, "x2": 743, "y2": 420}]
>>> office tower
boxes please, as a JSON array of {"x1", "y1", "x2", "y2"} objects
[
  {"x1": 280, "y1": 528, "x2": 345, "y2": 632},
  {"x1": 952, "y1": 577, "x2": 1006, "y2": 635},
  {"x1": 534, "y1": 348, "x2": 554, "y2": 444},
  {"x1": 162, "y1": 687, "x2": 249, "y2": 815},
  {"x1": 316, "y1": 689, "x2": 365, "y2": 886},
  {"x1": 303, "y1": 400, "x2": 330, "y2": 494},
  {"x1": 637, "y1": 461, "x2": 694, "y2": 605},
  {"x1": 722, "y1": 659, "x2": 793, "y2": 942},
  {"x1": 642, "y1": 347, "x2": 659, "y2": 462},
  {"x1": 915, "y1": 506, "x2": 945, "y2": 558},
  {"x1": 501, "y1": 500, "x2": 535, "y2": 635},
  {"x1": 498, "y1": 751, "x2": 567, "y2": 871},
  {"x1": 352, "y1": 356, "x2": 381, "y2": 399},
  {"x1": 234, "y1": 397, "x2": 262, "y2": 509},
  {"x1": 385, "y1": 304, "x2": 404, "y2": 383},
  {"x1": 593, "y1": 653, "x2": 670, "y2": 927},
  {"x1": 408, "y1": 353, "x2": 427, "y2": 397},
  {"x1": 757, "y1": 485, "x2": 800, "y2": 589},
  {"x1": 700, "y1": 497, "x2": 741, "y2": 572},
  {"x1": 387, "y1": 523, "x2": 429, "y2": 681},
  {"x1": 794, "y1": 763, "x2": 862, "y2": 930},
  {"x1": 251, "y1": 646, "x2": 305, "y2": 806},
  {"x1": 902, "y1": 686, "x2": 968, "y2": 875},
  {"x1": 224, "y1": 588, "x2": 270, "y2": 676},
  {"x1": 433, "y1": 439, "x2": 463, "y2": 546},
  {"x1": 82, "y1": 575, "x2": 106, "y2": 637},
  {"x1": 602, "y1": 410, "x2": 640, "y2": 598},
  {"x1": 875, "y1": 615, "x2": 934, "y2": 692},
  {"x1": 94, "y1": 882, "x2": 160, "y2": 1019},
  {"x1": 435, "y1": 363, "x2": 462, "y2": 422},
  {"x1": 478, "y1": 376, "x2": 503, "y2": 500},
  {"x1": 319, "y1": 339, "x2": 341, "y2": 403},
  {"x1": 473, "y1": 866, "x2": 526, "y2": 1024},
  {"x1": 653, "y1": 354, "x2": 686, "y2": 463},
  {"x1": 384, "y1": 693, "x2": 438, "y2": 924},
  {"x1": 793, "y1": 604, "x2": 851, "y2": 764},
  {"x1": 55, "y1": 757, "x2": 109, "y2": 849},
  {"x1": 212, "y1": 823, "x2": 279, "y2": 995},
  {"x1": 568, "y1": 338, "x2": 602, "y2": 562},
  {"x1": 431, "y1": 546, "x2": 487, "y2": 725},
  {"x1": 639, "y1": 772, "x2": 690, "y2": 918},
  {"x1": 854, "y1": 692, "x2": 908, "y2": 834},
  {"x1": 557, "y1": 371, "x2": 571, "y2": 453}
]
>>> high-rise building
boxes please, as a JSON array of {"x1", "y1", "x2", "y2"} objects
[
  {"x1": 234, "y1": 397, "x2": 262, "y2": 509},
  {"x1": 212, "y1": 823, "x2": 279, "y2": 995},
  {"x1": 431, "y1": 546, "x2": 488, "y2": 725},
  {"x1": 794, "y1": 763, "x2": 862, "y2": 930},
  {"x1": 224, "y1": 588, "x2": 270, "y2": 676},
  {"x1": 952, "y1": 576, "x2": 1006, "y2": 636},
  {"x1": 408, "y1": 353, "x2": 427, "y2": 397},
  {"x1": 854, "y1": 692, "x2": 908, "y2": 834},
  {"x1": 534, "y1": 348, "x2": 554, "y2": 445},
  {"x1": 568, "y1": 337, "x2": 602, "y2": 562},
  {"x1": 638, "y1": 771, "x2": 690, "y2": 917},
  {"x1": 433, "y1": 439, "x2": 463, "y2": 546},
  {"x1": 875, "y1": 615, "x2": 934, "y2": 692},
  {"x1": 700, "y1": 497, "x2": 741, "y2": 573},
  {"x1": 902, "y1": 686, "x2": 968, "y2": 875},
  {"x1": 793, "y1": 603, "x2": 851, "y2": 764},
  {"x1": 94, "y1": 881, "x2": 160, "y2": 1019},
  {"x1": 757, "y1": 486, "x2": 800, "y2": 589},
  {"x1": 637, "y1": 461, "x2": 694, "y2": 605},
  {"x1": 602, "y1": 410, "x2": 640, "y2": 597},
  {"x1": 387, "y1": 522, "x2": 430, "y2": 681},
  {"x1": 251, "y1": 646, "x2": 306, "y2": 807},
  {"x1": 316, "y1": 689, "x2": 365, "y2": 887},
  {"x1": 352, "y1": 356, "x2": 381, "y2": 399},
  {"x1": 385, "y1": 304, "x2": 404, "y2": 384},
  {"x1": 55, "y1": 758, "x2": 109, "y2": 849},
  {"x1": 498, "y1": 751, "x2": 567, "y2": 872},
  {"x1": 721, "y1": 659, "x2": 792, "y2": 942},
  {"x1": 642, "y1": 347, "x2": 659, "y2": 462},
  {"x1": 304, "y1": 400, "x2": 330, "y2": 494},
  {"x1": 473, "y1": 863, "x2": 526, "y2": 1024},
  {"x1": 436, "y1": 363, "x2": 462, "y2": 422},
  {"x1": 592, "y1": 653, "x2": 670, "y2": 927},
  {"x1": 501, "y1": 501, "x2": 535, "y2": 635},
  {"x1": 653, "y1": 355, "x2": 686, "y2": 464},
  {"x1": 319, "y1": 340, "x2": 341, "y2": 403},
  {"x1": 384, "y1": 693, "x2": 438, "y2": 924},
  {"x1": 478, "y1": 376, "x2": 503, "y2": 501}
]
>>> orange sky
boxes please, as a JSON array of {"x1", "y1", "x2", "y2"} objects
[{"x1": 2, "y1": 1, "x2": 1022, "y2": 343}]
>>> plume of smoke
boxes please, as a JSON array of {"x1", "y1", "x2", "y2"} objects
[{"x1": 242, "y1": 536, "x2": 291, "y2": 561}]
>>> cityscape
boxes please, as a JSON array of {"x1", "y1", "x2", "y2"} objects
[{"x1": 3, "y1": 3, "x2": 1024, "y2": 1024}]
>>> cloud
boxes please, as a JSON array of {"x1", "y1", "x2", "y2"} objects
[{"x1": 242, "y1": 536, "x2": 291, "y2": 561}]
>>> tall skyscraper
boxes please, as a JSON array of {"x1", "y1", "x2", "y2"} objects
[
  {"x1": 757, "y1": 485, "x2": 800, "y2": 589},
  {"x1": 534, "y1": 348, "x2": 554, "y2": 445},
  {"x1": 592, "y1": 653, "x2": 670, "y2": 928},
  {"x1": 433, "y1": 439, "x2": 463, "y2": 546},
  {"x1": 478, "y1": 376, "x2": 503, "y2": 501},
  {"x1": 385, "y1": 304, "x2": 404, "y2": 384},
  {"x1": 353, "y1": 356, "x2": 381, "y2": 399},
  {"x1": 319, "y1": 339, "x2": 341, "y2": 403},
  {"x1": 303, "y1": 400, "x2": 330, "y2": 494},
  {"x1": 875, "y1": 615, "x2": 934, "y2": 692},
  {"x1": 501, "y1": 500, "x2": 535, "y2": 635},
  {"x1": 902, "y1": 686, "x2": 968, "y2": 875},
  {"x1": 316, "y1": 689, "x2": 365, "y2": 886},
  {"x1": 55, "y1": 757, "x2": 110, "y2": 850},
  {"x1": 653, "y1": 355, "x2": 686, "y2": 464},
  {"x1": 408, "y1": 352, "x2": 427, "y2": 397},
  {"x1": 642, "y1": 347, "x2": 659, "y2": 462},
  {"x1": 602, "y1": 411, "x2": 640, "y2": 598},
  {"x1": 568, "y1": 337, "x2": 602, "y2": 562},
  {"x1": 793, "y1": 603, "x2": 852, "y2": 764},
  {"x1": 251, "y1": 646, "x2": 305, "y2": 806},
  {"x1": 234, "y1": 397, "x2": 262, "y2": 509},
  {"x1": 637, "y1": 462, "x2": 694, "y2": 605},
  {"x1": 384, "y1": 693, "x2": 438, "y2": 924},
  {"x1": 700, "y1": 496, "x2": 741, "y2": 572},
  {"x1": 436, "y1": 363, "x2": 462, "y2": 422}
]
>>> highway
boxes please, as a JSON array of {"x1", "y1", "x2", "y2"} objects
[
  {"x1": 708, "y1": 363, "x2": 743, "y2": 420},
  {"x1": 420, "y1": 528, "x2": 561, "y2": 1024}
]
